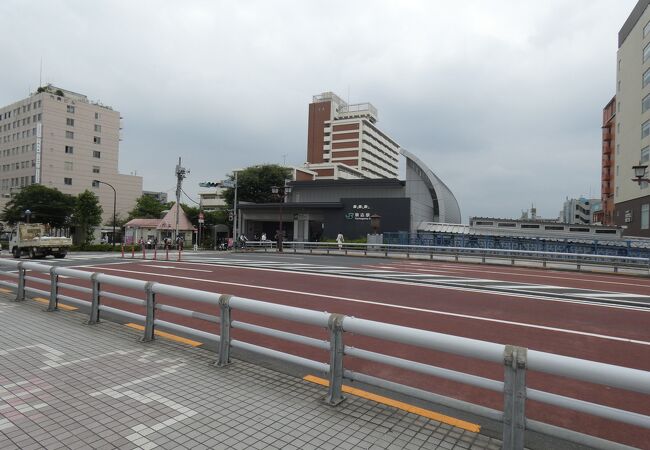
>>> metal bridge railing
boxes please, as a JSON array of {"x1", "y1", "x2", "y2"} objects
[{"x1": 1, "y1": 259, "x2": 648, "y2": 450}]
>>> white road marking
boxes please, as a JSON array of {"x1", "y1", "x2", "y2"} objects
[
  {"x1": 147, "y1": 265, "x2": 212, "y2": 272},
  {"x1": 92, "y1": 266, "x2": 650, "y2": 345}
]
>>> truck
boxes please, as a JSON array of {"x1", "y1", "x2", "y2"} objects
[{"x1": 9, "y1": 223, "x2": 72, "y2": 259}]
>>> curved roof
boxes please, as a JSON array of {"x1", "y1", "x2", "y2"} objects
[{"x1": 400, "y1": 148, "x2": 461, "y2": 224}]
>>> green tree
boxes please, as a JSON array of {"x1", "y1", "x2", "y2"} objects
[
  {"x1": 128, "y1": 195, "x2": 168, "y2": 220},
  {"x1": 221, "y1": 164, "x2": 292, "y2": 208},
  {"x1": 1, "y1": 185, "x2": 76, "y2": 228},
  {"x1": 74, "y1": 190, "x2": 103, "y2": 246}
]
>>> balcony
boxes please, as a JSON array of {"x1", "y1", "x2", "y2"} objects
[
  {"x1": 602, "y1": 131, "x2": 613, "y2": 141},
  {"x1": 602, "y1": 158, "x2": 612, "y2": 168},
  {"x1": 602, "y1": 174, "x2": 612, "y2": 182}
]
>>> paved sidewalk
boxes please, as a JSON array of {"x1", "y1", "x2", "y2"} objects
[{"x1": 0, "y1": 296, "x2": 502, "y2": 449}]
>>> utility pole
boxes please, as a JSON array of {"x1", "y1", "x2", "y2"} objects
[{"x1": 174, "y1": 157, "x2": 189, "y2": 241}]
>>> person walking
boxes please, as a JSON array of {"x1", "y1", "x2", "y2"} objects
[{"x1": 336, "y1": 232, "x2": 344, "y2": 250}]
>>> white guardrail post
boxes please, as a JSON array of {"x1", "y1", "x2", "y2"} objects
[
  {"x1": 216, "y1": 294, "x2": 232, "y2": 367},
  {"x1": 87, "y1": 273, "x2": 101, "y2": 324},
  {"x1": 142, "y1": 282, "x2": 156, "y2": 342},
  {"x1": 48, "y1": 267, "x2": 58, "y2": 312},
  {"x1": 15, "y1": 261, "x2": 25, "y2": 302},
  {"x1": 325, "y1": 314, "x2": 346, "y2": 405},
  {"x1": 502, "y1": 345, "x2": 528, "y2": 449}
]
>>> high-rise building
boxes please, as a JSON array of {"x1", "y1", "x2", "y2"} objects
[
  {"x1": 560, "y1": 197, "x2": 601, "y2": 225},
  {"x1": 614, "y1": 1, "x2": 650, "y2": 236},
  {"x1": 0, "y1": 85, "x2": 142, "y2": 223},
  {"x1": 305, "y1": 92, "x2": 400, "y2": 179},
  {"x1": 600, "y1": 97, "x2": 616, "y2": 225}
]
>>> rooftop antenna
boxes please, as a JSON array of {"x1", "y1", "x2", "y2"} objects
[
  {"x1": 282, "y1": 153, "x2": 288, "y2": 166},
  {"x1": 39, "y1": 57, "x2": 42, "y2": 88}
]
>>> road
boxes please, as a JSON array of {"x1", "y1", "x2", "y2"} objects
[{"x1": 3, "y1": 250, "x2": 649, "y2": 448}]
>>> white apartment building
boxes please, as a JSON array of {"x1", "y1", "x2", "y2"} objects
[
  {"x1": 198, "y1": 187, "x2": 226, "y2": 211},
  {"x1": 0, "y1": 85, "x2": 142, "y2": 224},
  {"x1": 306, "y1": 92, "x2": 400, "y2": 179},
  {"x1": 615, "y1": 1, "x2": 650, "y2": 236},
  {"x1": 560, "y1": 197, "x2": 601, "y2": 225}
]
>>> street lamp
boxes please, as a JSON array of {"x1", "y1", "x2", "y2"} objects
[
  {"x1": 24, "y1": 209, "x2": 32, "y2": 224},
  {"x1": 632, "y1": 163, "x2": 650, "y2": 184},
  {"x1": 94, "y1": 180, "x2": 117, "y2": 248},
  {"x1": 271, "y1": 183, "x2": 292, "y2": 252}
]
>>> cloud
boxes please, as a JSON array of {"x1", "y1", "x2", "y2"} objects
[{"x1": 0, "y1": 0, "x2": 635, "y2": 220}]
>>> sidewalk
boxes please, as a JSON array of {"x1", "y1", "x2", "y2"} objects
[{"x1": 0, "y1": 296, "x2": 502, "y2": 450}]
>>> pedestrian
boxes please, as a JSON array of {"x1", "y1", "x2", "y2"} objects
[
  {"x1": 261, "y1": 232, "x2": 267, "y2": 241},
  {"x1": 336, "y1": 232, "x2": 344, "y2": 250},
  {"x1": 239, "y1": 234, "x2": 248, "y2": 249}
]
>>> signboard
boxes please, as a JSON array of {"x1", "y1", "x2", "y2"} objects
[
  {"x1": 624, "y1": 210, "x2": 633, "y2": 223},
  {"x1": 221, "y1": 179, "x2": 236, "y2": 188},
  {"x1": 345, "y1": 203, "x2": 372, "y2": 221},
  {"x1": 35, "y1": 123, "x2": 42, "y2": 183},
  {"x1": 198, "y1": 212, "x2": 205, "y2": 224}
]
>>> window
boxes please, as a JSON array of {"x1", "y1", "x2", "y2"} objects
[
  {"x1": 642, "y1": 146, "x2": 650, "y2": 162},
  {"x1": 67, "y1": 105, "x2": 75, "y2": 113},
  {"x1": 93, "y1": 136, "x2": 101, "y2": 144},
  {"x1": 645, "y1": 43, "x2": 650, "y2": 63},
  {"x1": 64, "y1": 177, "x2": 72, "y2": 185},
  {"x1": 94, "y1": 124, "x2": 101, "y2": 132},
  {"x1": 65, "y1": 131, "x2": 74, "y2": 139},
  {"x1": 645, "y1": 21, "x2": 650, "y2": 38},
  {"x1": 92, "y1": 180, "x2": 100, "y2": 188},
  {"x1": 65, "y1": 145, "x2": 74, "y2": 154},
  {"x1": 616, "y1": 165, "x2": 619, "y2": 176},
  {"x1": 645, "y1": 69, "x2": 650, "y2": 88},
  {"x1": 93, "y1": 151, "x2": 101, "y2": 158},
  {"x1": 66, "y1": 118, "x2": 74, "y2": 126},
  {"x1": 95, "y1": 112, "x2": 100, "y2": 120},
  {"x1": 64, "y1": 162, "x2": 73, "y2": 171},
  {"x1": 92, "y1": 166, "x2": 100, "y2": 174},
  {"x1": 642, "y1": 204, "x2": 649, "y2": 230},
  {"x1": 643, "y1": 120, "x2": 650, "y2": 139}
]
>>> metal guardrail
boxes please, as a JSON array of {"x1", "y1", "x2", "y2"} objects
[
  {"x1": 241, "y1": 241, "x2": 650, "y2": 275},
  {"x1": 0, "y1": 259, "x2": 648, "y2": 450}
]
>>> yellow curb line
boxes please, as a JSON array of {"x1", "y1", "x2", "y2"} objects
[
  {"x1": 0, "y1": 287, "x2": 12, "y2": 294},
  {"x1": 303, "y1": 375, "x2": 481, "y2": 433},
  {"x1": 125, "y1": 323, "x2": 203, "y2": 347},
  {"x1": 34, "y1": 297, "x2": 78, "y2": 311}
]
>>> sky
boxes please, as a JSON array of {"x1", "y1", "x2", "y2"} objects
[{"x1": 0, "y1": 0, "x2": 637, "y2": 221}]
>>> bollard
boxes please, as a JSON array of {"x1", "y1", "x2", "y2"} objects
[
  {"x1": 142, "y1": 282, "x2": 156, "y2": 342},
  {"x1": 142, "y1": 245, "x2": 146, "y2": 260},
  {"x1": 15, "y1": 262, "x2": 25, "y2": 302},
  {"x1": 87, "y1": 273, "x2": 101, "y2": 324},
  {"x1": 177, "y1": 249, "x2": 182, "y2": 262},
  {"x1": 216, "y1": 294, "x2": 232, "y2": 367},
  {"x1": 325, "y1": 313, "x2": 346, "y2": 406},
  {"x1": 153, "y1": 247, "x2": 157, "y2": 260},
  {"x1": 121, "y1": 244, "x2": 124, "y2": 258},
  {"x1": 131, "y1": 245, "x2": 135, "y2": 259},
  {"x1": 166, "y1": 247, "x2": 169, "y2": 261},
  {"x1": 47, "y1": 267, "x2": 58, "y2": 312},
  {"x1": 502, "y1": 345, "x2": 527, "y2": 449}
]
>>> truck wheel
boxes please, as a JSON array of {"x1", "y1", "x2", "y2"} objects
[
  {"x1": 29, "y1": 248, "x2": 37, "y2": 259},
  {"x1": 54, "y1": 252, "x2": 66, "y2": 259},
  {"x1": 12, "y1": 247, "x2": 20, "y2": 259}
]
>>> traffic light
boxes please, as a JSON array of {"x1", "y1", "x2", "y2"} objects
[{"x1": 199, "y1": 182, "x2": 220, "y2": 188}]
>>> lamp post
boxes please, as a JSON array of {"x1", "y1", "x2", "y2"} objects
[
  {"x1": 94, "y1": 180, "x2": 117, "y2": 248},
  {"x1": 24, "y1": 209, "x2": 32, "y2": 224},
  {"x1": 271, "y1": 183, "x2": 292, "y2": 252},
  {"x1": 632, "y1": 163, "x2": 650, "y2": 184}
]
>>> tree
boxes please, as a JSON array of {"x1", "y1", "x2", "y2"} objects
[
  {"x1": 1, "y1": 185, "x2": 76, "y2": 228},
  {"x1": 128, "y1": 195, "x2": 169, "y2": 220},
  {"x1": 74, "y1": 190, "x2": 103, "y2": 246},
  {"x1": 221, "y1": 164, "x2": 292, "y2": 208}
]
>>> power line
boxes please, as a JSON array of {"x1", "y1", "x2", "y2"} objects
[{"x1": 181, "y1": 188, "x2": 200, "y2": 206}]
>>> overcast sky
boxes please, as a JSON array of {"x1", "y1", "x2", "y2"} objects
[{"x1": 0, "y1": 0, "x2": 637, "y2": 221}]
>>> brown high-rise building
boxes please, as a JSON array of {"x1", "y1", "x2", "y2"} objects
[
  {"x1": 305, "y1": 92, "x2": 400, "y2": 180},
  {"x1": 600, "y1": 96, "x2": 616, "y2": 225}
]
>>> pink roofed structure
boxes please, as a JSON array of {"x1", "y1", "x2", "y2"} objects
[{"x1": 123, "y1": 203, "x2": 195, "y2": 245}]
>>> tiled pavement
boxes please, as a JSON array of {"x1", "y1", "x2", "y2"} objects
[{"x1": 0, "y1": 296, "x2": 502, "y2": 449}]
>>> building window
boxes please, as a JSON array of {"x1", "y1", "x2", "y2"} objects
[
  {"x1": 95, "y1": 112, "x2": 100, "y2": 120},
  {"x1": 645, "y1": 21, "x2": 650, "y2": 38},
  {"x1": 93, "y1": 151, "x2": 101, "y2": 158},
  {"x1": 642, "y1": 204, "x2": 649, "y2": 230},
  {"x1": 92, "y1": 166, "x2": 100, "y2": 174},
  {"x1": 642, "y1": 146, "x2": 650, "y2": 163},
  {"x1": 94, "y1": 124, "x2": 101, "y2": 132},
  {"x1": 65, "y1": 131, "x2": 74, "y2": 139},
  {"x1": 643, "y1": 120, "x2": 650, "y2": 139},
  {"x1": 67, "y1": 105, "x2": 75, "y2": 113},
  {"x1": 645, "y1": 69, "x2": 650, "y2": 88},
  {"x1": 66, "y1": 118, "x2": 74, "y2": 126},
  {"x1": 64, "y1": 177, "x2": 72, "y2": 185},
  {"x1": 93, "y1": 136, "x2": 101, "y2": 144},
  {"x1": 64, "y1": 161, "x2": 73, "y2": 171},
  {"x1": 65, "y1": 145, "x2": 74, "y2": 154},
  {"x1": 92, "y1": 180, "x2": 100, "y2": 188},
  {"x1": 645, "y1": 43, "x2": 650, "y2": 63}
]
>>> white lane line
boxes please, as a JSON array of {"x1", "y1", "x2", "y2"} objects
[
  {"x1": 94, "y1": 266, "x2": 650, "y2": 346},
  {"x1": 573, "y1": 293, "x2": 649, "y2": 298},
  {"x1": 147, "y1": 265, "x2": 212, "y2": 272}
]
